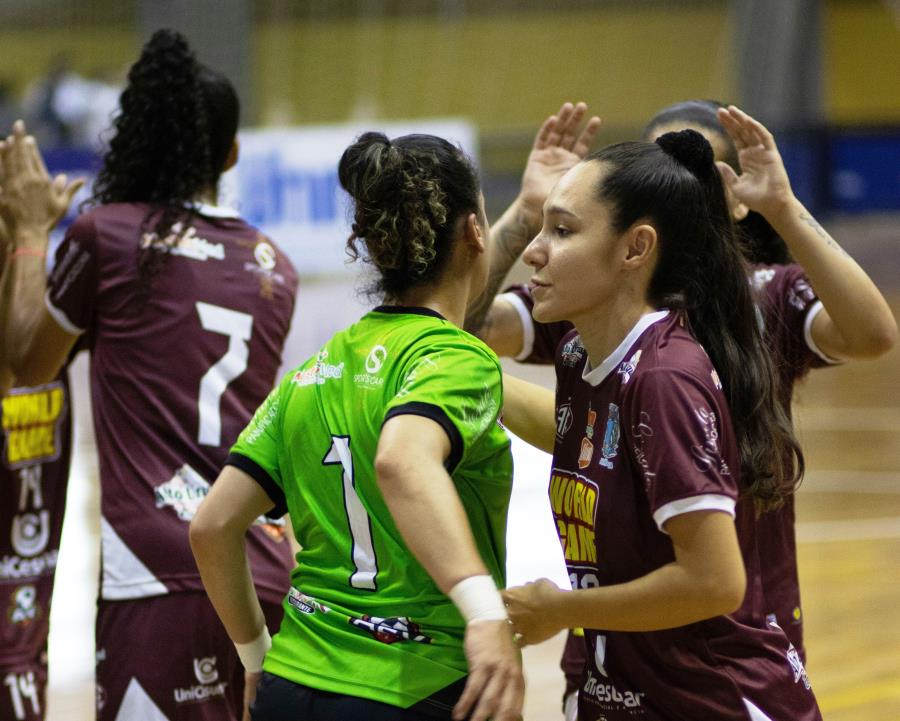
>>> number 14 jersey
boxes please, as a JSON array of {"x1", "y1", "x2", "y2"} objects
[{"x1": 45, "y1": 203, "x2": 298, "y2": 605}]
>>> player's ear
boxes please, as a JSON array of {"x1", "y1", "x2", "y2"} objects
[
  {"x1": 462, "y1": 212, "x2": 486, "y2": 255},
  {"x1": 623, "y1": 223, "x2": 656, "y2": 270}
]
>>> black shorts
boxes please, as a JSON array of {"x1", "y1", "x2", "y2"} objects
[{"x1": 251, "y1": 672, "x2": 470, "y2": 721}]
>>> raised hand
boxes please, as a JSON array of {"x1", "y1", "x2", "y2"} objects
[
  {"x1": 452, "y1": 618, "x2": 524, "y2": 721},
  {"x1": 502, "y1": 578, "x2": 565, "y2": 647},
  {"x1": 518, "y1": 102, "x2": 602, "y2": 216},
  {"x1": 0, "y1": 120, "x2": 84, "y2": 236},
  {"x1": 715, "y1": 106, "x2": 794, "y2": 219}
]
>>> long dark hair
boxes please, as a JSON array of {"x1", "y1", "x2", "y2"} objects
[
  {"x1": 338, "y1": 132, "x2": 481, "y2": 300},
  {"x1": 643, "y1": 99, "x2": 791, "y2": 266},
  {"x1": 588, "y1": 131, "x2": 803, "y2": 511},
  {"x1": 91, "y1": 29, "x2": 239, "y2": 295}
]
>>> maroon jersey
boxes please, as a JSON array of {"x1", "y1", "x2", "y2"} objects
[
  {"x1": 45, "y1": 203, "x2": 297, "y2": 605},
  {"x1": 751, "y1": 264, "x2": 837, "y2": 657},
  {"x1": 552, "y1": 311, "x2": 820, "y2": 721},
  {"x1": 1, "y1": 376, "x2": 71, "y2": 665}
]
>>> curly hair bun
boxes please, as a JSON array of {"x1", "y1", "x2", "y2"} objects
[{"x1": 655, "y1": 129, "x2": 715, "y2": 179}]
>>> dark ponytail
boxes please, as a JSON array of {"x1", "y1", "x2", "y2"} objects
[
  {"x1": 642, "y1": 99, "x2": 791, "y2": 265},
  {"x1": 91, "y1": 29, "x2": 240, "y2": 296},
  {"x1": 338, "y1": 132, "x2": 481, "y2": 300},
  {"x1": 589, "y1": 131, "x2": 803, "y2": 511}
]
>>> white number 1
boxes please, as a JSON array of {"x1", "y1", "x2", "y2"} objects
[
  {"x1": 196, "y1": 302, "x2": 254, "y2": 447},
  {"x1": 323, "y1": 436, "x2": 378, "y2": 590}
]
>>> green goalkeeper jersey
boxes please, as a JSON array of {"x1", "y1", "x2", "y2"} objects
[{"x1": 227, "y1": 305, "x2": 513, "y2": 708}]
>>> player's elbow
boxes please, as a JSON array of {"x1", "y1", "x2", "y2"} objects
[
  {"x1": 865, "y1": 317, "x2": 898, "y2": 357},
  {"x1": 189, "y1": 503, "x2": 230, "y2": 556},
  {"x1": 698, "y1": 564, "x2": 747, "y2": 618}
]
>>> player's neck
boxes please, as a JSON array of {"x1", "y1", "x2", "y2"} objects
[
  {"x1": 391, "y1": 280, "x2": 467, "y2": 329},
  {"x1": 573, "y1": 292, "x2": 656, "y2": 369}
]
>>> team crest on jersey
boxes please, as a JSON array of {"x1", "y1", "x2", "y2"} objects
[
  {"x1": 2, "y1": 382, "x2": 66, "y2": 469},
  {"x1": 561, "y1": 337, "x2": 586, "y2": 367},
  {"x1": 348, "y1": 614, "x2": 432, "y2": 645},
  {"x1": 616, "y1": 350, "x2": 642, "y2": 385},
  {"x1": 7, "y1": 585, "x2": 40, "y2": 626},
  {"x1": 598, "y1": 404, "x2": 620, "y2": 470}
]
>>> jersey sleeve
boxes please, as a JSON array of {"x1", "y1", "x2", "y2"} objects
[
  {"x1": 622, "y1": 368, "x2": 739, "y2": 533},
  {"x1": 498, "y1": 284, "x2": 574, "y2": 364},
  {"x1": 45, "y1": 213, "x2": 100, "y2": 335},
  {"x1": 226, "y1": 373, "x2": 290, "y2": 516},
  {"x1": 753, "y1": 264, "x2": 841, "y2": 376},
  {"x1": 383, "y1": 336, "x2": 503, "y2": 472}
]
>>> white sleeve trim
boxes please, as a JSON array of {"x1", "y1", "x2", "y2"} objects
[
  {"x1": 653, "y1": 494, "x2": 736, "y2": 534},
  {"x1": 802, "y1": 300, "x2": 842, "y2": 364},
  {"x1": 498, "y1": 292, "x2": 535, "y2": 362},
  {"x1": 44, "y1": 290, "x2": 86, "y2": 336}
]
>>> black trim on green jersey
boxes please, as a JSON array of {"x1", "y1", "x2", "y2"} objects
[
  {"x1": 225, "y1": 451, "x2": 288, "y2": 517},
  {"x1": 383, "y1": 402, "x2": 463, "y2": 473},
  {"x1": 373, "y1": 305, "x2": 447, "y2": 321}
]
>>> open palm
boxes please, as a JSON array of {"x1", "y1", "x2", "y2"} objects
[{"x1": 715, "y1": 106, "x2": 794, "y2": 218}]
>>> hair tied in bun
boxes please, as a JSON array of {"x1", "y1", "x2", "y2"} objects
[{"x1": 655, "y1": 129, "x2": 715, "y2": 179}]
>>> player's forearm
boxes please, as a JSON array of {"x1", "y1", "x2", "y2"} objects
[
  {"x1": 3, "y1": 227, "x2": 51, "y2": 376},
  {"x1": 502, "y1": 373, "x2": 555, "y2": 453},
  {"x1": 465, "y1": 197, "x2": 540, "y2": 336},
  {"x1": 190, "y1": 522, "x2": 267, "y2": 644},
  {"x1": 376, "y1": 453, "x2": 489, "y2": 594},
  {"x1": 551, "y1": 560, "x2": 744, "y2": 633},
  {"x1": 767, "y1": 197, "x2": 897, "y2": 357}
]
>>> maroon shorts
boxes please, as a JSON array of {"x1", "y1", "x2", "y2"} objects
[
  {"x1": 0, "y1": 652, "x2": 47, "y2": 721},
  {"x1": 95, "y1": 593, "x2": 283, "y2": 721}
]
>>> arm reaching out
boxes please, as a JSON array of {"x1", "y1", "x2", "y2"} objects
[
  {"x1": 716, "y1": 106, "x2": 897, "y2": 360},
  {"x1": 466, "y1": 102, "x2": 601, "y2": 343},
  {"x1": 0, "y1": 120, "x2": 84, "y2": 385}
]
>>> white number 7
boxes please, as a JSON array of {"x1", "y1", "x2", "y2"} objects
[
  {"x1": 323, "y1": 436, "x2": 378, "y2": 590},
  {"x1": 196, "y1": 302, "x2": 254, "y2": 447}
]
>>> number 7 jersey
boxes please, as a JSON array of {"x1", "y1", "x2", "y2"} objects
[
  {"x1": 227, "y1": 306, "x2": 513, "y2": 708},
  {"x1": 45, "y1": 203, "x2": 298, "y2": 605}
]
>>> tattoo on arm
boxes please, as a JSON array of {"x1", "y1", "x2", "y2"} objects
[
  {"x1": 464, "y1": 206, "x2": 536, "y2": 335},
  {"x1": 799, "y1": 212, "x2": 850, "y2": 258}
]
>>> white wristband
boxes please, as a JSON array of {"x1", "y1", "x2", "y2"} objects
[
  {"x1": 234, "y1": 626, "x2": 272, "y2": 673},
  {"x1": 448, "y1": 575, "x2": 508, "y2": 624}
]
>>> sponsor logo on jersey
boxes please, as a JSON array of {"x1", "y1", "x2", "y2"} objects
[
  {"x1": 146, "y1": 223, "x2": 225, "y2": 262},
  {"x1": 155, "y1": 465, "x2": 211, "y2": 522},
  {"x1": 288, "y1": 587, "x2": 331, "y2": 615},
  {"x1": 355, "y1": 345, "x2": 390, "y2": 388},
  {"x1": 598, "y1": 404, "x2": 619, "y2": 470},
  {"x1": 616, "y1": 350, "x2": 642, "y2": 385},
  {"x1": 253, "y1": 241, "x2": 277, "y2": 271},
  {"x1": 561, "y1": 337, "x2": 585, "y2": 367},
  {"x1": 174, "y1": 656, "x2": 227, "y2": 705},
  {"x1": 581, "y1": 667, "x2": 645, "y2": 710},
  {"x1": 0, "y1": 550, "x2": 59, "y2": 581},
  {"x1": 556, "y1": 402, "x2": 574, "y2": 441},
  {"x1": 787, "y1": 645, "x2": 812, "y2": 690},
  {"x1": 690, "y1": 407, "x2": 730, "y2": 476},
  {"x1": 292, "y1": 349, "x2": 344, "y2": 387},
  {"x1": 549, "y1": 470, "x2": 599, "y2": 564},
  {"x1": 11, "y1": 511, "x2": 51, "y2": 557},
  {"x1": 8, "y1": 584, "x2": 40, "y2": 625},
  {"x1": 578, "y1": 409, "x2": 596, "y2": 469},
  {"x1": 750, "y1": 268, "x2": 776, "y2": 291},
  {"x1": 348, "y1": 614, "x2": 432, "y2": 645},
  {"x1": 631, "y1": 411, "x2": 657, "y2": 492},
  {"x1": 461, "y1": 385, "x2": 499, "y2": 435},
  {"x1": 787, "y1": 277, "x2": 816, "y2": 312},
  {"x1": 2, "y1": 383, "x2": 66, "y2": 469}
]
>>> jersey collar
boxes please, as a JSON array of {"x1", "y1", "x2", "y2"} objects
[
  {"x1": 373, "y1": 305, "x2": 447, "y2": 321},
  {"x1": 581, "y1": 310, "x2": 669, "y2": 387},
  {"x1": 187, "y1": 202, "x2": 242, "y2": 219}
]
